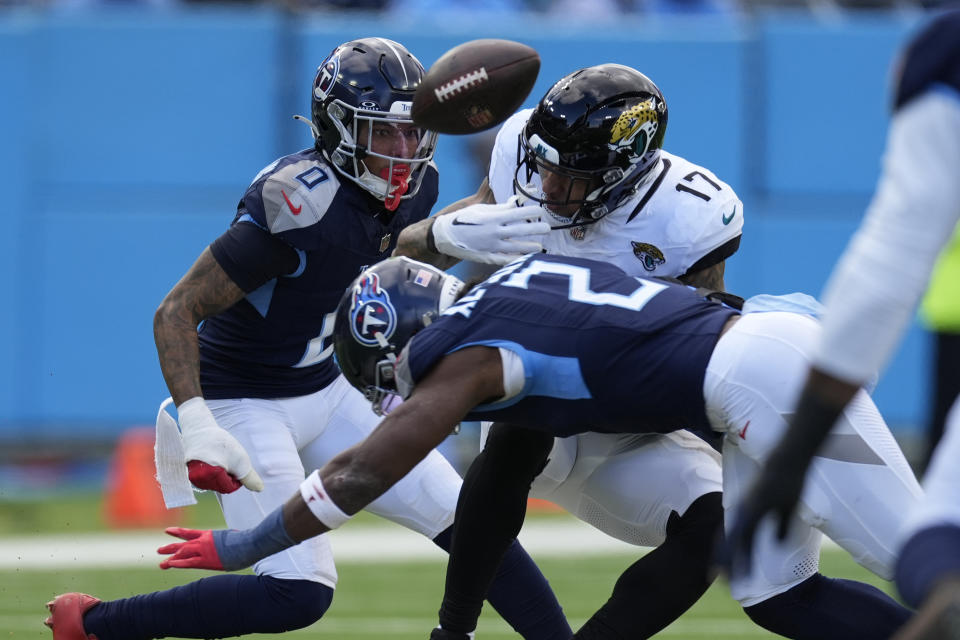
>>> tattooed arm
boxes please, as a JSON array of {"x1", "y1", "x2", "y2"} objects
[
  {"x1": 153, "y1": 246, "x2": 268, "y2": 492},
  {"x1": 153, "y1": 247, "x2": 247, "y2": 405}
]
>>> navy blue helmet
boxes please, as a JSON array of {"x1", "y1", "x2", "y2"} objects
[
  {"x1": 307, "y1": 38, "x2": 438, "y2": 208},
  {"x1": 333, "y1": 257, "x2": 462, "y2": 415}
]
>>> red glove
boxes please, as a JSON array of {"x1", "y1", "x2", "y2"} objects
[
  {"x1": 187, "y1": 460, "x2": 243, "y2": 493},
  {"x1": 158, "y1": 527, "x2": 225, "y2": 570}
]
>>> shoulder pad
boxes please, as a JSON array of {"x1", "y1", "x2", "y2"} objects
[{"x1": 259, "y1": 159, "x2": 341, "y2": 234}]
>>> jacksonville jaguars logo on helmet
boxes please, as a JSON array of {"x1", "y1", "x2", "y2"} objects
[
  {"x1": 349, "y1": 272, "x2": 398, "y2": 346},
  {"x1": 609, "y1": 98, "x2": 661, "y2": 160},
  {"x1": 631, "y1": 241, "x2": 666, "y2": 272}
]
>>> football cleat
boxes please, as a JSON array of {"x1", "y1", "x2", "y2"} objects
[{"x1": 44, "y1": 592, "x2": 100, "y2": 639}]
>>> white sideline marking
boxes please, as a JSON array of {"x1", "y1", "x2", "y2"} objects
[{"x1": 0, "y1": 519, "x2": 640, "y2": 570}]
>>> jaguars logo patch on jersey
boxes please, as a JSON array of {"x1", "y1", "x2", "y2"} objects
[
  {"x1": 349, "y1": 272, "x2": 398, "y2": 346},
  {"x1": 631, "y1": 241, "x2": 666, "y2": 271}
]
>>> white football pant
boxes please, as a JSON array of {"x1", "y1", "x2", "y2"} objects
[
  {"x1": 207, "y1": 374, "x2": 461, "y2": 588},
  {"x1": 524, "y1": 430, "x2": 723, "y2": 548},
  {"x1": 704, "y1": 311, "x2": 923, "y2": 605}
]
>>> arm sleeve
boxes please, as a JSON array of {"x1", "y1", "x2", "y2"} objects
[
  {"x1": 815, "y1": 88, "x2": 960, "y2": 383},
  {"x1": 209, "y1": 218, "x2": 301, "y2": 293},
  {"x1": 438, "y1": 423, "x2": 553, "y2": 633}
]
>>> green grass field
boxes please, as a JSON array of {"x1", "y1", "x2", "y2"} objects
[{"x1": 0, "y1": 493, "x2": 901, "y2": 639}]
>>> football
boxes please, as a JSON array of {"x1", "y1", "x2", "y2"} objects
[{"x1": 412, "y1": 39, "x2": 540, "y2": 135}]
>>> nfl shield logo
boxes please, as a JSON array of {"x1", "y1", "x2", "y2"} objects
[
  {"x1": 571, "y1": 226, "x2": 586, "y2": 241},
  {"x1": 379, "y1": 233, "x2": 392, "y2": 253}
]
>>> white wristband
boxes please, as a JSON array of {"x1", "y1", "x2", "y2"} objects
[{"x1": 299, "y1": 469, "x2": 351, "y2": 530}]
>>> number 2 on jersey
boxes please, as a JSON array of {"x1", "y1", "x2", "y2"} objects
[{"x1": 500, "y1": 260, "x2": 667, "y2": 311}]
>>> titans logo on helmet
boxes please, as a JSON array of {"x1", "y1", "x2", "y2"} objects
[
  {"x1": 314, "y1": 52, "x2": 341, "y2": 102},
  {"x1": 349, "y1": 273, "x2": 398, "y2": 346}
]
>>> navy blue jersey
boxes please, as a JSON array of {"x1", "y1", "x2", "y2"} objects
[
  {"x1": 403, "y1": 254, "x2": 737, "y2": 437},
  {"x1": 894, "y1": 10, "x2": 960, "y2": 110},
  {"x1": 199, "y1": 148, "x2": 439, "y2": 399}
]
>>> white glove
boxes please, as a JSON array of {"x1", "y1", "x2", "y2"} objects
[
  {"x1": 430, "y1": 199, "x2": 550, "y2": 265},
  {"x1": 178, "y1": 397, "x2": 264, "y2": 493}
]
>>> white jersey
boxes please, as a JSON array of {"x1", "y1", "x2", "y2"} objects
[{"x1": 489, "y1": 109, "x2": 743, "y2": 280}]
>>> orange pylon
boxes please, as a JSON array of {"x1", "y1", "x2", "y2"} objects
[
  {"x1": 527, "y1": 498, "x2": 563, "y2": 513},
  {"x1": 104, "y1": 427, "x2": 182, "y2": 528}
]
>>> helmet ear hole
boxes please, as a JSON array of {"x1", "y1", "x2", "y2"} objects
[
  {"x1": 328, "y1": 103, "x2": 347, "y2": 122},
  {"x1": 603, "y1": 168, "x2": 623, "y2": 185}
]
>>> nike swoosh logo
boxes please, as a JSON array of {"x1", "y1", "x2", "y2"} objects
[
  {"x1": 721, "y1": 204, "x2": 737, "y2": 225},
  {"x1": 281, "y1": 189, "x2": 302, "y2": 215},
  {"x1": 451, "y1": 219, "x2": 480, "y2": 226},
  {"x1": 738, "y1": 420, "x2": 750, "y2": 439}
]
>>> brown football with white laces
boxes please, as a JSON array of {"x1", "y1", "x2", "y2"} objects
[{"x1": 412, "y1": 39, "x2": 540, "y2": 135}]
